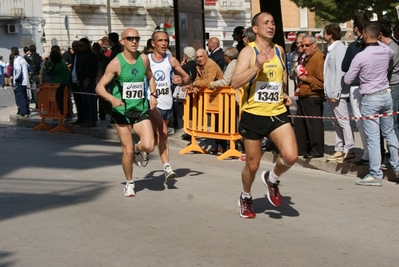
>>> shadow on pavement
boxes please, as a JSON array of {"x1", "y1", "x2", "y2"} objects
[
  {"x1": 0, "y1": 179, "x2": 110, "y2": 222},
  {"x1": 0, "y1": 122, "x2": 123, "y2": 177},
  {"x1": 253, "y1": 196, "x2": 300, "y2": 219},
  {"x1": 134, "y1": 168, "x2": 205, "y2": 193},
  {"x1": 0, "y1": 250, "x2": 15, "y2": 267}
]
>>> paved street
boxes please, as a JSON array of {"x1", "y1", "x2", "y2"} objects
[{"x1": 0, "y1": 88, "x2": 398, "y2": 266}]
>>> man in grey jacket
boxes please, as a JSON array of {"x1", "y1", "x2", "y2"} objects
[{"x1": 323, "y1": 24, "x2": 355, "y2": 163}]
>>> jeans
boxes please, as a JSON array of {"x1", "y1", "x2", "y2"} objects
[
  {"x1": 350, "y1": 86, "x2": 369, "y2": 160},
  {"x1": 15, "y1": 85, "x2": 30, "y2": 116},
  {"x1": 390, "y1": 83, "x2": 399, "y2": 141},
  {"x1": 328, "y1": 97, "x2": 354, "y2": 153},
  {"x1": 0, "y1": 74, "x2": 4, "y2": 89},
  {"x1": 361, "y1": 91, "x2": 399, "y2": 179}
]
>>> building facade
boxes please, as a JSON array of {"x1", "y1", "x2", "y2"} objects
[
  {"x1": 0, "y1": 0, "x2": 354, "y2": 61},
  {"x1": 0, "y1": 0, "x2": 251, "y2": 59},
  {"x1": 0, "y1": 0, "x2": 43, "y2": 59}
]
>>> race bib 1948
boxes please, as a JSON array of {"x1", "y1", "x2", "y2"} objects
[
  {"x1": 122, "y1": 82, "x2": 144, "y2": 100},
  {"x1": 254, "y1": 81, "x2": 282, "y2": 103}
]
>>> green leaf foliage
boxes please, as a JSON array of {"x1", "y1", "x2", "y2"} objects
[{"x1": 290, "y1": 0, "x2": 399, "y2": 23}]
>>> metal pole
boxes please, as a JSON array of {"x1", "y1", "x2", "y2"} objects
[
  {"x1": 64, "y1": 16, "x2": 70, "y2": 46},
  {"x1": 107, "y1": 0, "x2": 111, "y2": 34}
]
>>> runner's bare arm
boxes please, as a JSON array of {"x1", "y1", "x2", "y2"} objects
[
  {"x1": 142, "y1": 54, "x2": 158, "y2": 110},
  {"x1": 231, "y1": 45, "x2": 262, "y2": 89},
  {"x1": 95, "y1": 58, "x2": 124, "y2": 107},
  {"x1": 278, "y1": 45, "x2": 291, "y2": 106},
  {"x1": 170, "y1": 56, "x2": 190, "y2": 86}
]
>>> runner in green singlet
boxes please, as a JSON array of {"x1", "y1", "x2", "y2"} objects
[{"x1": 96, "y1": 28, "x2": 158, "y2": 197}]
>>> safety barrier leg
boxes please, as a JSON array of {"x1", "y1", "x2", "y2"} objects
[
  {"x1": 179, "y1": 134, "x2": 207, "y2": 155},
  {"x1": 49, "y1": 118, "x2": 71, "y2": 133},
  {"x1": 217, "y1": 139, "x2": 242, "y2": 160},
  {"x1": 33, "y1": 118, "x2": 52, "y2": 131}
]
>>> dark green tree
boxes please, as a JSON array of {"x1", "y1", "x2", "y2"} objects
[{"x1": 290, "y1": 0, "x2": 399, "y2": 23}]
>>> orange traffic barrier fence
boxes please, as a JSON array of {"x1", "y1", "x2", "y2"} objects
[
  {"x1": 179, "y1": 86, "x2": 243, "y2": 160},
  {"x1": 33, "y1": 83, "x2": 71, "y2": 133}
]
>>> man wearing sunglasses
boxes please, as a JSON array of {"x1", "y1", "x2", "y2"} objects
[
  {"x1": 294, "y1": 34, "x2": 325, "y2": 160},
  {"x1": 95, "y1": 28, "x2": 157, "y2": 197},
  {"x1": 148, "y1": 29, "x2": 190, "y2": 182}
]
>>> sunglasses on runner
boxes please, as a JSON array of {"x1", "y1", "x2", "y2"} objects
[{"x1": 123, "y1": 36, "x2": 141, "y2": 42}]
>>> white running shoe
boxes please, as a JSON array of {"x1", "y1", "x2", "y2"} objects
[
  {"x1": 164, "y1": 165, "x2": 177, "y2": 182},
  {"x1": 123, "y1": 182, "x2": 135, "y2": 197}
]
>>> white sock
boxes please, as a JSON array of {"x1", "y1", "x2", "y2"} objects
[
  {"x1": 163, "y1": 162, "x2": 170, "y2": 169},
  {"x1": 269, "y1": 170, "x2": 279, "y2": 184},
  {"x1": 241, "y1": 191, "x2": 251, "y2": 199},
  {"x1": 126, "y1": 180, "x2": 134, "y2": 185}
]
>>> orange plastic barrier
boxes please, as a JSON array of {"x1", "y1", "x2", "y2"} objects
[
  {"x1": 179, "y1": 86, "x2": 243, "y2": 160},
  {"x1": 33, "y1": 83, "x2": 71, "y2": 133}
]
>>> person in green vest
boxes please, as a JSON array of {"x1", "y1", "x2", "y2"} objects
[{"x1": 95, "y1": 27, "x2": 157, "y2": 197}]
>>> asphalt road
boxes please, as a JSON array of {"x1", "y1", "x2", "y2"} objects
[{"x1": 0, "y1": 87, "x2": 398, "y2": 267}]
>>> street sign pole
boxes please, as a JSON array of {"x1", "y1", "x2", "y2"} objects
[
  {"x1": 107, "y1": 0, "x2": 111, "y2": 34},
  {"x1": 64, "y1": 15, "x2": 70, "y2": 47}
]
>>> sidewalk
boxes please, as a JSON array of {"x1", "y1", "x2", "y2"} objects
[{"x1": 5, "y1": 101, "x2": 393, "y2": 180}]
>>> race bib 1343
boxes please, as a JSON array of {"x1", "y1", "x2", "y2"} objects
[{"x1": 254, "y1": 81, "x2": 282, "y2": 103}]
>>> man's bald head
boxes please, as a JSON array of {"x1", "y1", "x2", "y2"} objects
[
  {"x1": 206, "y1": 37, "x2": 220, "y2": 52},
  {"x1": 121, "y1": 28, "x2": 139, "y2": 39},
  {"x1": 208, "y1": 37, "x2": 220, "y2": 47}
]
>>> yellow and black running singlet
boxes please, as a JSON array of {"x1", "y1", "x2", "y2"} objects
[{"x1": 241, "y1": 43, "x2": 286, "y2": 116}]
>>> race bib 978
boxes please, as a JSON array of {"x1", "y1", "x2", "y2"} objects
[
  {"x1": 254, "y1": 81, "x2": 282, "y2": 103},
  {"x1": 122, "y1": 82, "x2": 144, "y2": 100}
]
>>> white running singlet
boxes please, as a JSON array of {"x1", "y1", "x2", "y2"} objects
[{"x1": 148, "y1": 53, "x2": 173, "y2": 110}]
